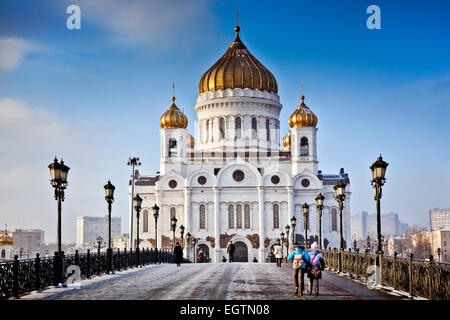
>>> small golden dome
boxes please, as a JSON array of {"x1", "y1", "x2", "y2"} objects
[
  {"x1": 159, "y1": 96, "x2": 188, "y2": 129},
  {"x1": 198, "y1": 24, "x2": 278, "y2": 94},
  {"x1": 187, "y1": 134, "x2": 195, "y2": 149},
  {"x1": 289, "y1": 95, "x2": 318, "y2": 128},
  {"x1": 0, "y1": 227, "x2": 13, "y2": 246},
  {"x1": 282, "y1": 132, "x2": 291, "y2": 149}
]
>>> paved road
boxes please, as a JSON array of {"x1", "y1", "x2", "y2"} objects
[{"x1": 27, "y1": 263, "x2": 404, "y2": 300}]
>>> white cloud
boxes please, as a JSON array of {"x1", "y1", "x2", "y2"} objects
[
  {"x1": 76, "y1": 0, "x2": 212, "y2": 47},
  {"x1": 0, "y1": 38, "x2": 45, "y2": 71}
]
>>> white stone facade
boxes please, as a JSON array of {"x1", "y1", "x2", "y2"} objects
[{"x1": 130, "y1": 86, "x2": 351, "y2": 263}]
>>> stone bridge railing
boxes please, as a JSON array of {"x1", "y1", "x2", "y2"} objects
[
  {"x1": 0, "y1": 247, "x2": 187, "y2": 300},
  {"x1": 323, "y1": 249, "x2": 449, "y2": 300}
]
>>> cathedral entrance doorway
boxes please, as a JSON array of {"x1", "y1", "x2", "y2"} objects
[
  {"x1": 198, "y1": 244, "x2": 210, "y2": 262},
  {"x1": 233, "y1": 241, "x2": 248, "y2": 262}
]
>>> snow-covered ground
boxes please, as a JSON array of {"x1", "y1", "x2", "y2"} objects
[{"x1": 22, "y1": 263, "x2": 404, "y2": 300}]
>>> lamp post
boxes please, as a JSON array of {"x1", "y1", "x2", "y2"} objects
[
  {"x1": 290, "y1": 217, "x2": 297, "y2": 247},
  {"x1": 285, "y1": 225, "x2": 290, "y2": 254},
  {"x1": 152, "y1": 204, "x2": 159, "y2": 263},
  {"x1": 280, "y1": 232, "x2": 285, "y2": 261},
  {"x1": 179, "y1": 225, "x2": 185, "y2": 248},
  {"x1": 436, "y1": 248, "x2": 441, "y2": 262},
  {"x1": 353, "y1": 239, "x2": 357, "y2": 252},
  {"x1": 370, "y1": 155, "x2": 388, "y2": 279},
  {"x1": 134, "y1": 194, "x2": 143, "y2": 266},
  {"x1": 334, "y1": 179, "x2": 346, "y2": 273},
  {"x1": 104, "y1": 180, "x2": 115, "y2": 274},
  {"x1": 315, "y1": 193, "x2": 325, "y2": 249},
  {"x1": 48, "y1": 157, "x2": 70, "y2": 286},
  {"x1": 127, "y1": 157, "x2": 141, "y2": 250},
  {"x1": 192, "y1": 236, "x2": 197, "y2": 263},
  {"x1": 171, "y1": 215, "x2": 178, "y2": 254},
  {"x1": 302, "y1": 203, "x2": 309, "y2": 249},
  {"x1": 186, "y1": 232, "x2": 191, "y2": 261}
]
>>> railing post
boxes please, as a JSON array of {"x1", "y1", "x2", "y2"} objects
[
  {"x1": 13, "y1": 255, "x2": 19, "y2": 299},
  {"x1": 379, "y1": 250, "x2": 383, "y2": 287},
  {"x1": 408, "y1": 253, "x2": 414, "y2": 298},
  {"x1": 124, "y1": 248, "x2": 127, "y2": 270},
  {"x1": 75, "y1": 250, "x2": 79, "y2": 266},
  {"x1": 86, "y1": 249, "x2": 91, "y2": 279},
  {"x1": 427, "y1": 255, "x2": 433, "y2": 300},
  {"x1": 355, "y1": 249, "x2": 360, "y2": 280},
  {"x1": 393, "y1": 252, "x2": 397, "y2": 290},
  {"x1": 35, "y1": 253, "x2": 41, "y2": 292},
  {"x1": 117, "y1": 249, "x2": 121, "y2": 272},
  {"x1": 97, "y1": 249, "x2": 101, "y2": 276},
  {"x1": 53, "y1": 251, "x2": 59, "y2": 286}
]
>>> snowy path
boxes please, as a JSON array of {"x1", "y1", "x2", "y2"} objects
[{"x1": 23, "y1": 263, "x2": 404, "y2": 300}]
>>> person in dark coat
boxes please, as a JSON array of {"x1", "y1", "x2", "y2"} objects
[
  {"x1": 174, "y1": 242, "x2": 183, "y2": 267},
  {"x1": 307, "y1": 242, "x2": 325, "y2": 295},
  {"x1": 227, "y1": 241, "x2": 235, "y2": 262}
]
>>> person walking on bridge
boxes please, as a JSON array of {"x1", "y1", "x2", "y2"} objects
[
  {"x1": 273, "y1": 240, "x2": 283, "y2": 267},
  {"x1": 287, "y1": 243, "x2": 310, "y2": 296},
  {"x1": 227, "y1": 241, "x2": 235, "y2": 263},
  {"x1": 307, "y1": 241, "x2": 325, "y2": 295},
  {"x1": 174, "y1": 242, "x2": 183, "y2": 267}
]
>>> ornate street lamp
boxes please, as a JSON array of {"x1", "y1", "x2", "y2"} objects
[
  {"x1": 104, "y1": 180, "x2": 115, "y2": 273},
  {"x1": 127, "y1": 157, "x2": 141, "y2": 249},
  {"x1": 315, "y1": 193, "x2": 325, "y2": 249},
  {"x1": 302, "y1": 203, "x2": 309, "y2": 249},
  {"x1": 152, "y1": 204, "x2": 159, "y2": 263},
  {"x1": 48, "y1": 157, "x2": 69, "y2": 286},
  {"x1": 179, "y1": 225, "x2": 185, "y2": 248},
  {"x1": 290, "y1": 217, "x2": 297, "y2": 247},
  {"x1": 134, "y1": 194, "x2": 143, "y2": 266},
  {"x1": 285, "y1": 225, "x2": 290, "y2": 253},
  {"x1": 191, "y1": 236, "x2": 197, "y2": 263},
  {"x1": 334, "y1": 179, "x2": 346, "y2": 273},
  {"x1": 370, "y1": 155, "x2": 388, "y2": 274},
  {"x1": 280, "y1": 232, "x2": 285, "y2": 260},
  {"x1": 171, "y1": 215, "x2": 178, "y2": 253},
  {"x1": 186, "y1": 232, "x2": 191, "y2": 261}
]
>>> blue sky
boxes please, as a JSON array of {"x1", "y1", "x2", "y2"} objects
[{"x1": 1, "y1": 0, "x2": 449, "y2": 243}]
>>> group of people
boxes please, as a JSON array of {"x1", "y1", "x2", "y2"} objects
[{"x1": 272, "y1": 240, "x2": 325, "y2": 296}]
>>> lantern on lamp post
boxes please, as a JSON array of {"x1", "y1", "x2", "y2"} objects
[
  {"x1": 334, "y1": 179, "x2": 346, "y2": 273},
  {"x1": 134, "y1": 194, "x2": 143, "y2": 267}
]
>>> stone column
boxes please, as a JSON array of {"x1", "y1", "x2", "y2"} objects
[
  {"x1": 258, "y1": 186, "x2": 265, "y2": 263},
  {"x1": 213, "y1": 187, "x2": 220, "y2": 263}
]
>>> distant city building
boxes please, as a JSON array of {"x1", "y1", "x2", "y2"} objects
[
  {"x1": 9, "y1": 228, "x2": 44, "y2": 251},
  {"x1": 351, "y1": 212, "x2": 408, "y2": 240},
  {"x1": 76, "y1": 216, "x2": 121, "y2": 247},
  {"x1": 112, "y1": 233, "x2": 129, "y2": 251},
  {"x1": 387, "y1": 236, "x2": 407, "y2": 257},
  {"x1": 427, "y1": 227, "x2": 450, "y2": 262},
  {"x1": 430, "y1": 208, "x2": 450, "y2": 230}
]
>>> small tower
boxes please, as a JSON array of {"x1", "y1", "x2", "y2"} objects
[
  {"x1": 289, "y1": 82, "x2": 319, "y2": 175},
  {"x1": 159, "y1": 84, "x2": 189, "y2": 175},
  {"x1": 0, "y1": 225, "x2": 14, "y2": 261}
]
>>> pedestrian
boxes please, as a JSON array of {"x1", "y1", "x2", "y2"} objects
[
  {"x1": 197, "y1": 249, "x2": 204, "y2": 263},
  {"x1": 307, "y1": 242, "x2": 325, "y2": 295},
  {"x1": 222, "y1": 256, "x2": 227, "y2": 262},
  {"x1": 174, "y1": 242, "x2": 183, "y2": 267},
  {"x1": 227, "y1": 241, "x2": 235, "y2": 263},
  {"x1": 273, "y1": 240, "x2": 283, "y2": 267},
  {"x1": 287, "y1": 242, "x2": 310, "y2": 296},
  {"x1": 253, "y1": 257, "x2": 258, "y2": 263}
]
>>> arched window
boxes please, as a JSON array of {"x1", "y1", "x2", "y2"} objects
[
  {"x1": 300, "y1": 137, "x2": 309, "y2": 156},
  {"x1": 219, "y1": 117, "x2": 226, "y2": 140},
  {"x1": 170, "y1": 207, "x2": 176, "y2": 230},
  {"x1": 235, "y1": 117, "x2": 242, "y2": 139},
  {"x1": 168, "y1": 138, "x2": 177, "y2": 157},
  {"x1": 273, "y1": 204, "x2": 280, "y2": 229},
  {"x1": 244, "y1": 204, "x2": 250, "y2": 229},
  {"x1": 199, "y1": 204, "x2": 206, "y2": 229},
  {"x1": 228, "y1": 205, "x2": 234, "y2": 229},
  {"x1": 265, "y1": 119, "x2": 270, "y2": 141},
  {"x1": 143, "y1": 209, "x2": 148, "y2": 233},
  {"x1": 251, "y1": 117, "x2": 257, "y2": 139},
  {"x1": 1, "y1": 249, "x2": 5, "y2": 259},
  {"x1": 206, "y1": 120, "x2": 210, "y2": 142},
  {"x1": 331, "y1": 208, "x2": 338, "y2": 231},
  {"x1": 236, "y1": 204, "x2": 243, "y2": 229}
]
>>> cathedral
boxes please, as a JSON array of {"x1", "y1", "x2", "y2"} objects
[{"x1": 129, "y1": 21, "x2": 351, "y2": 263}]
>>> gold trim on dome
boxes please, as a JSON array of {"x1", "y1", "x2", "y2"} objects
[
  {"x1": 288, "y1": 91, "x2": 318, "y2": 128},
  {"x1": 0, "y1": 225, "x2": 13, "y2": 246},
  {"x1": 198, "y1": 22, "x2": 278, "y2": 94},
  {"x1": 159, "y1": 93, "x2": 188, "y2": 129},
  {"x1": 187, "y1": 134, "x2": 195, "y2": 149}
]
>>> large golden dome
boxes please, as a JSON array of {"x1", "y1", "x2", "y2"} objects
[
  {"x1": 0, "y1": 227, "x2": 13, "y2": 246},
  {"x1": 199, "y1": 25, "x2": 278, "y2": 94},
  {"x1": 282, "y1": 132, "x2": 291, "y2": 149},
  {"x1": 159, "y1": 96, "x2": 188, "y2": 129},
  {"x1": 289, "y1": 95, "x2": 318, "y2": 128}
]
